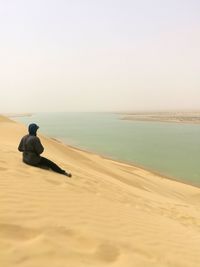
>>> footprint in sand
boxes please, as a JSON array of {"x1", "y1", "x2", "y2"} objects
[
  {"x1": 0, "y1": 223, "x2": 41, "y2": 241},
  {"x1": 59, "y1": 229, "x2": 120, "y2": 263},
  {"x1": 41, "y1": 227, "x2": 121, "y2": 263},
  {"x1": 0, "y1": 167, "x2": 8, "y2": 171},
  {"x1": 0, "y1": 224, "x2": 121, "y2": 266},
  {"x1": 95, "y1": 242, "x2": 120, "y2": 262}
]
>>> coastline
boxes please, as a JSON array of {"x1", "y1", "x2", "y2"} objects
[
  {"x1": 10, "y1": 113, "x2": 200, "y2": 187},
  {"x1": 120, "y1": 111, "x2": 200, "y2": 124},
  {"x1": 4, "y1": 112, "x2": 33, "y2": 118},
  {"x1": 50, "y1": 137, "x2": 200, "y2": 189}
]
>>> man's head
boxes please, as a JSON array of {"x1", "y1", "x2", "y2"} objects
[{"x1": 28, "y1": 123, "x2": 39, "y2": 136}]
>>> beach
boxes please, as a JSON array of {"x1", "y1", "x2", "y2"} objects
[{"x1": 1, "y1": 115, "x2": 200, "y2": 267}]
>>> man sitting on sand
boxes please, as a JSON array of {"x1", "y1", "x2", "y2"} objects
[{"x1": 18, "y1": 123, "x2": 72, "y2": 177}]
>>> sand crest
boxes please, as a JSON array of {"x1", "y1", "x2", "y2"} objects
[{"x1": 0, "y1": 115, "x2": 200, "y2": 267}]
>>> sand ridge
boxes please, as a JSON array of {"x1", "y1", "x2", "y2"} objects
[{"x1": 0, "y1": 115, "x2": 200, "y2": 267}]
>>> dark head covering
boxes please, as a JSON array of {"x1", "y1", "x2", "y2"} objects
[{"x1": 28, "y1": 123, "x2": 39, "y2": 135}]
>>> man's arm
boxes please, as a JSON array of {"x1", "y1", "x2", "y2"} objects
[
  {"x1": 35, "y1": 137, "x2": 44, "y2": 155},
  {"x1": 18, "y1": 137, "x2": 25, "y2": 152}
]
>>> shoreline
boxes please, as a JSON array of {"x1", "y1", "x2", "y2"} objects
[
  {"x1": 10, "y1": 114, "x2": 200, "y2": 189},
  {"x1": 49, "y1": 137, "x2": 200, "y2": 189},
  {"x1": 7, "y1": 115, "x2": 198, "y2": 189},
  {"x1": 120, "y1": 111, "x2": 200, "y2": 124},
  {"x1": 4, "y1": 113, "x2": 33, "y2": 118}
]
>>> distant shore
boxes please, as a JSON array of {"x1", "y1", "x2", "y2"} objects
[
  {"x1": 4, "y1": 113, "x2": 33, "y2": 118},
  {"x1": 120, "y1": 111, "x2": 200, "y2": 124}
]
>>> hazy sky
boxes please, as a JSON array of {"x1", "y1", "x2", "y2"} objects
[{"x1": 1, "y1": 0, "x2": 200, "y2": 112}]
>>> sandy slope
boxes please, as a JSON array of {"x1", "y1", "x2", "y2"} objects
[{"x1": 0, "y1": 115, "x2": 200, "y2": 267}]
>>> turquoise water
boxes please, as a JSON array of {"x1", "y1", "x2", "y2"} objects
[{"x1": 15, "y1": 112, "x2": 200, "y2": 186}]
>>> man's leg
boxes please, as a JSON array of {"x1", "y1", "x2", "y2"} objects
[{"x1": 39, "y1": 157, "x2": 66, "y2": 174}]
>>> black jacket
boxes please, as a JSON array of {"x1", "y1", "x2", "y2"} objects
[{"x1": 18, "y1": 134, "x2": 44, "y2": 165}]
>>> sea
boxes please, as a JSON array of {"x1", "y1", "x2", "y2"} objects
[{"x1": 15, "y1": 112, "x2": 200, "y2": 186}]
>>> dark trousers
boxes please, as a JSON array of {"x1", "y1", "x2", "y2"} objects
[{"x1": 38, "y1": 157, "x2": 65, "y2": 174}]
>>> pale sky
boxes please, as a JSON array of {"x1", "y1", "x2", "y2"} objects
[{"x1": 1, "y1": 0, "x2": 200, "y2": 112}]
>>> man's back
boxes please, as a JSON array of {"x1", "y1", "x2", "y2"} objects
[{"x1": 18, "y1": 134, "x2": 44, "y2": 165}]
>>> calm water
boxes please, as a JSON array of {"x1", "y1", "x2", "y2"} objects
[{"x1": 15, "y1": 112, "x2": 200, "y2": 186}]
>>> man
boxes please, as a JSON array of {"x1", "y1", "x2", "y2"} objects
[{"x1": 18, "y1": 123, "x2": 72, "y2": 177}]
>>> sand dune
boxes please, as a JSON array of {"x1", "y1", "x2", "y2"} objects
[{"x1": 0, "y1": 115, "x2": 200, "y2": 267}]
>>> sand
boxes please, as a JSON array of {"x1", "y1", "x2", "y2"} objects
[
  {"x1": 120, "y1": 111, "x2": 200, "y2": 124},
  {"x1": 0, "y1": 115, "x2": 200, "y2": 267}
]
